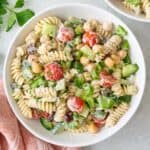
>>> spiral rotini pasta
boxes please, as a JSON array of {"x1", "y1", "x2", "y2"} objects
[
  {"x1": 39, "y1": 50, "x2": 72, "y2": 64},
  {"x1": 104, "y1": 35, "x2": 122, "y2": 54},
  {"x1": 112, "y1": 83, "x2": 138, "y2": 96},
  {"x1": 141, "y1": 0, "x2": 150, "y2": 18},
  {"x1": 10, "y1": 16, "x2": 139, "y2": 134},
  {"x1": 54, "y1": 101, "x2": 67, "y2": 122},
  {"x1": 17, "y1": 99, "x2": 32, "y2": 118},
  {"x1": 26, "y1": 99, "x2": 56, "y2": 114},
  {"x1": 91, "y1": 80, "x2": 101, "y2": 98},
  {"x1": 34, "y1": 16, "x2": 62, "y2": 34},
  {"x1": 10, "y1": 57, "x2": 24, "y2": 85},
  {"x1": 12, "y1": 88, "x2": 23, "y2": 100},
  {"x1": 31, "y1": 86, "x2": 57, "y2": 98},
  {"x1": 106, "y1": 102, "x2": 129, "y2": 127},
  {"x1": 16, "y1": 45, "x2": 27, "y2": 58}
]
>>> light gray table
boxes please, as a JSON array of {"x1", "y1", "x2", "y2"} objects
[{"x1": 0, "y1": 0, "x2": 149, "y2": 150}]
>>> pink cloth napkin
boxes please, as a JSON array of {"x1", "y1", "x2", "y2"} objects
[{"x1": 0, "y1": 80, "x2": 80, "y2": 150}]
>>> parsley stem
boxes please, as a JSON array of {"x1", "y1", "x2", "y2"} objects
[{"x1": 4, "y1": 5, "x2": 16, "y2": 13}]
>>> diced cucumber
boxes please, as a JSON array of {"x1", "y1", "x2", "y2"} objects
[
  {"x1": 97, "y1": 96, "x2": 115, "y2": 109},
  {"x1": 80, "y1": 45, "x2": 95, "y2": 60},
  {"x1": 80, "y1": 105, "x2": 89, "y2": 117},
  {"x1": 92, "y1": 110, "x2": 106, "y2": 120},
  {"x1": 122, "y1": 64, "x2": 139, "y2": 77},
  {"x1": 75, "y1": 25, "x2": 84, "y2": 35},
  {"x1": 51, "y1": 122, "x2": 65, "y2": 134},
  {"x1": 42, "y1": 24, "x2": 57, "y2": 38},
  {"x1": 55, "y1": 79, "x2": 66, "y2": 91},
  {"x1": 40, "y1": 118, "x2": 53, "y2": 130}
]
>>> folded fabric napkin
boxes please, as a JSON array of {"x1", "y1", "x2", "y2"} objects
[{"x1": 0, "y1": 80, "x2": 80, "y2": 150}]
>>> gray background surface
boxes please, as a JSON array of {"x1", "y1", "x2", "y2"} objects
[{"x1": 0, "y1": 0, "x2": 149, "y2": 150}]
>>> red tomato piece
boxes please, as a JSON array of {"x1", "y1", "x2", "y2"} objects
[
  {"x1": 100, "y1": 70, "x2": 116, "y2": 88},
  {"x1": 67, "y1": 96, "x2": 84, "y2": 113},
  {"x1": 57, "y1": 25, "x2": 74, "y2": 42},
  {"x1": 44, "y1": 63, "x2": 63, "y2": 81},
  {"x1": 93, "y1": 117, "x2": 106, "y2": 127},
  {"x1": 32, "y1": 109, "x2": 41, "y2": 119},
  {"x1": 82, "y1": 31, "x2": 99, "y2": 47},
  {"x1": 40, "y1": 111, "x2": 50, "y2": 119}
]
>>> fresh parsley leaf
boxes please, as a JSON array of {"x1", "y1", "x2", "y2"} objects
[
  {"x1": 16, "y1": 9, "x2": 34, "y2": 26},
  {"x1": 15, "y1": 0, "x2": 24, "y2": 8},
  {"x1": 6, "y1": 12, "x2": 16, "y2": 32},
  {"x1": 0, "y1": 5, "x2": 7, "y2": 15},
  {"x1": 0, "y1": 16, "x2": 3, "y2": 27},
  {"x1": 0, "y1": 0, "x2": 8, "y2": 5}
]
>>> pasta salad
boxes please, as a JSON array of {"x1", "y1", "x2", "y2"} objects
[
  {"x1": 10, "y1": 16, "x2": 139, "y2": 134},
  {"x1": 122, "y1": 0, "x2": 150, "y2": 18}
]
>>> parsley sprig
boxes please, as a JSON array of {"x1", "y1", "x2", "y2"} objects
[{"x1": 0, "y1": 0, "x2": 35, "y2": 32}]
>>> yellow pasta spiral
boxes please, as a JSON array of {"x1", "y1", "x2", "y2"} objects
[
  {"x1": 141, "y1": 0, "x2": 150, "y2": 18},
  {"x1": 34, "y1": 16, "x2": 62, "y2": 34},
  {"x1": 106, "y1": 102, "x2": 129, "y2": 127},
  {"x1": 39, "y1": 50, "x2": 72, "y2": 64},
  {"x1": 17, "y1": 99, "x2": 32, "y2": 118},
  {"x1": 26, "y1": 99, "x2": 56, "y2": 114},
  {"x1": 104, "y1": 35, "x2": 122, "y2": 54},
  {"x1": 54, "y1": 101, "x2": 67, "y2": 122},
  {"x1": 10, "y1": 58, "x2": 24, "y2": 86}
]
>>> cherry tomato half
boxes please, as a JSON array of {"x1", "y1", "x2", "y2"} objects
[
  {"x1": 44, "y1": 63, "x2": 63, "y2": 81},
  {"x1": 82, "y1": 31, "x2": 99, "y2": 47},
  {"x1": 67, "y1": 96, "x2": 84, "y2": 113},
  {"x1": 100, "y1": 70, "x2": 116, "y2": 88},
  {"x1": 57, "y1": 25, "x2": 74, "y2": 42}
]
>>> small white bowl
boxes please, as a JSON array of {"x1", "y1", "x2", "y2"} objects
[
  {"x1": 3, "y1": 3, "x2": 146, "y2": 147},
  {"x1": 105, "y1": 0, "x2": 150, "y2": 23}
]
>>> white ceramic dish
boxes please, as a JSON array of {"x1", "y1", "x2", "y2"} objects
[
  {"x1": 3, "y1": 3, "x2": 146, "y2": 147},
  {"x1": 105, "y1": 0, "x2": 150, "y2": 23}
]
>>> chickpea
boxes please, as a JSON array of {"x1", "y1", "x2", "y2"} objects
[
  {"x1": 117, "y1": 50, "x2": 127, "y2": 59},
  {"x1": 104, "y1": 57, "x2": 115, "y2": 68},
  {"x1": 111, "y1": 54, "x2": 120, "y2": 64},
  {"x1": 31, "y1": 62, "x2": 42, "y2": 74},
  {"x1": 92, "y1": 44, "x2": 104, "y2": 54},
  {"x1": 80, "y1": 56, "x2": 90, "y2": 65},
  {"x1": 28, "y1": 55, "x2": 39, "y2": 63},
  {"x1": 103, "y1": 22, "x2": 113, "y2": 31},
  {"x1": 87, "y1": 122, "x2": 99, "y2": 134},
  {"x1": 85, "y1": 63, "x2": 95, "y2": 72}
]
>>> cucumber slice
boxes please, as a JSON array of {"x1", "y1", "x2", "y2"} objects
[
  {"x1": 80, "y1": 106, "x2": 89, "y2": 117},
  {"x1": 80, "y1": 45, "x2": 95, "y2": 60},
  {"x1": 42, "y1": 24, "x2": 57, "y2": 38},
  {"x1": 122, "y1": 64, "x2": 139, "y2": 77},
  {"x1": 40, "y1": 118, "x2": 53, "y2": 130}
]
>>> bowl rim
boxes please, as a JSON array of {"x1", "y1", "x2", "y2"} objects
[
  {"x1": 3, "y1": 2, "x2": 146, "y2": 147},
  {"x1": 105, "y1": 0, "x2": 150, "y2": 23}
]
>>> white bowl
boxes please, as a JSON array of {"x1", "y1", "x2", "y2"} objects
[
  {"x1": 3, "y1": 3, "x2": 146, "y2": 147},
  {"x1": 105, "y1": 0, "x2": 150, "y2": 23}
]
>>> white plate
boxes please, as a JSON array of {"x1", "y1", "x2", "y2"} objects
[
  {"x1": 3, "y1": 3, "x2": 146, "y2": 147},
  {"x1": 105, "y1": 0, "x2": 150, "y2": 23}
]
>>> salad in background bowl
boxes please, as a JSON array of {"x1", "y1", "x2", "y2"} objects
[
  {"x1": 3, "y1": 3, "x2": 146, "y2": 147},
  {"x1": 105, "y1": 0, "x2": 150, "y2": 22}
]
